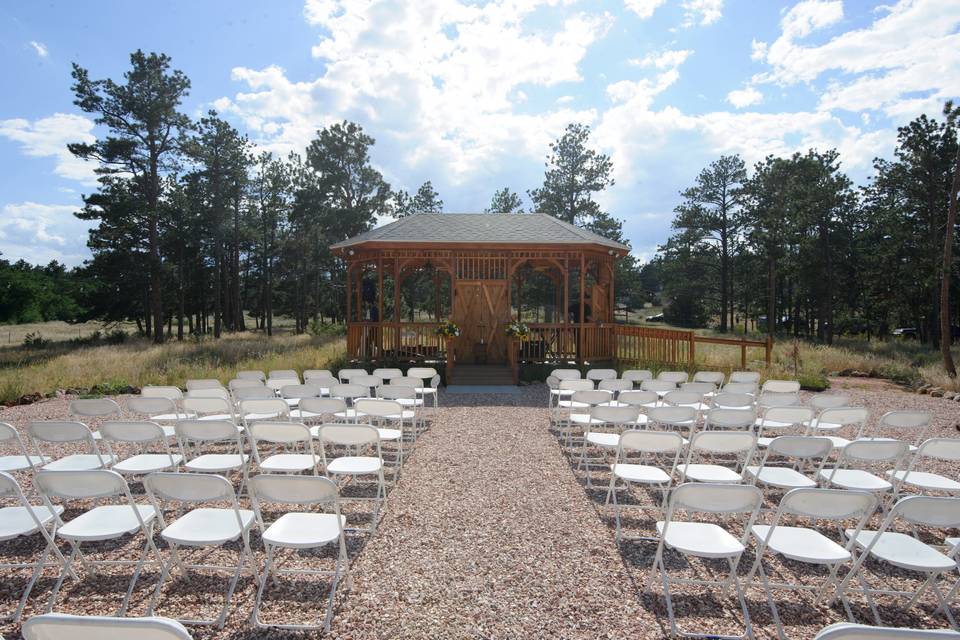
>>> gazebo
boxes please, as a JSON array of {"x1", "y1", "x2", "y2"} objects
[{"x1": 331, "y1": 213, "x2": 630, "y2": 372}]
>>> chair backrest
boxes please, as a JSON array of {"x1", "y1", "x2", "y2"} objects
[
  {"x1": 99, "y1": 420, "x2": 168, "y2": 444},
  {"x1": 268, "y1": 369, "x2": 299, "y2": 381},
  {"x1": 712, "y1": 392, "x2": 755, "y2": 410},
  {"x1": 69, "y1": 398, "x2": 121, "y2": 418},
  {"x1": 305, "y1": 375, "x2": 339, "y2": 392},
  {"x1": 317, "y1": 423, "x2": 380, "y2": 448},
  {"x1": 232, "y1": 386, "x2": 276, "y2": 401},
  {"x1": 28, "y1": 420, "x2": 97, "y2": 445},
  {"x1": 658, "y1": 371, "x2": 689, "y2": 384},
  {"x1": 763, "y1": 435, "x2": 833, "y2": 463},
  {"x1": 376, "y1": 385, "x2": 417, "y2": 401},
  {"x1": 762, "y1": 379, "x2": 801, "y2": 394},
  {"x1": 571, "y1": 389, "x2": 612, "y2": 407},
  {"x1": 0, "y1": 421, "x2": 30, "y2": 456},
  {"x1": 186, "y1": 388, "x2": 231, "y2": 401},
  {"x1": 228, "y1": 378, "x2": 266, "y2": 391},
  {"x1": 668, "y1": 482, "x2": 762, "y2": 514},
  {"x1": 729, "y1": 371, "x2": 760, "y2": 384},
  {"x1": 331, "y1": 383, "x2": 368, "y2": 400},
  {"x1": 647, "y1": 405, "x2": 697, "y2": 427},
  {"x1": 239, "y1": 398, "x2": 289, "y2": 419},
  {"x1": 585, "y1": 368, "x2": 617, "y2": 382},
  {"x1": 704, "y1": 407, "x2": 756, "y2": 430},
  {"x1": 298, "y1": 397, "x2": 347, "y2": 417},
  {"x1": 814, "y1": 622, "x2": 960, "y2": 640},
  {"x1": 127, "y1": 396, "x2": 178, "y2": 416},
  {"x1": 355, "y1": 399, "x2": 404, "y2": 420},
  {"x1": 688, "y1": 429, "x2": 755, "y2": 455},
  {"x1": 560, "y1": 379, "x2": 594, "y2": 392},
  {"x1": 237, "y1": 370, "x2": 266, "y2": 381},
  {"x1": 640, "y1": 379, "x2": 676, "y2": 393},
  {"x1": 589, "y1": 405, "x2": 640, "y2": 425},
  {"x1": 681, "y1": 382, "x2": 716, "y2": 395},
  {"x1": 22, "y1": 613, "x2": 194, "y2": 640},
  {"x1": 777, "y1": 487, "x2": 877, "y2": 521},
  {"x1": 621, "y1": 369, "x2": 652, "y2": 383},
  {"x1": 141, "y1": 386, "x2": 183, "y2": 400},
  {"x1": 598, "y1": 378, "x2": 633, "y2": 393},
  {"x1": 337, "y1": 368, "x2": 368, "y2": 382},
  {"x1": 352, "y1": 374, "x2": 383, "y2": 389},
  {"x1": 913, "y1": 437, "x2": 960, "y2": 462},
  {"x1": 551, "y1": 368, "x2": 582, "y2": 381},
  {"x1": 304, "y1": 369, "x2": 333, "y2": 381},
  {"x1": 182, "y1": 396, "x2": 233, "y2": 418},
  {"x1": 248, "y1": 421, "x2": 312, "y2": 446},
  {"x1": 407, "y1": 367, "x2": 438, "y2": 380},
  {"x1": 878, "y1": 411, "x2": 933, "y2": 444},
  {"x1": 692, "y1": 371, "x2": 725, "y2": 385},
  {"x1": 372, "y1": 368, "x2": 404, "y2": 380},
  {"x1": 808, "y1": 394, "x2": 851, "y2": 411},
  {"x1": 616, "y1": 390, "x2": 658, "y2": 408},
  {"x1": 722, "y1": 382, "x2": 758, "y2": 395},
  {"x1": 280, "y1": 384, "x2": 320, "y2": 400},
  {"x1": 250, "y1": 473, "x2": 338, "y2": 507},
  {"x1": 890, "y1": 495, "x2": 960, "y2": 529},
  {"x1": 174, "y1": 419, "x2": 242, "y2": 444},
  {"x1": 757, "y1": 391, "x2": 800, "y2": 409},
  {"x1": 816, "y1": 407, "x2": 869, "y2": 431},
  {"x1": 185, "y1": 379, "x2": 223, "y2": 390},
  {"x1": 0, "y1": 470, "x2": 31, "y2": 505},
  {"x1": 761, "y1": 405, "x2": 815, "y2": 427},
  {"x1": 840, "y1": 438, "x2": 909, "y2": 463},
  {"x1": 391, "y1": 376, "x2": 421, "y2": 388},
  {"x1": 34, "y1": 469, "x2": 130, "y2": 500},
  {"x1": 619, "y1": 429, "x2": 685, "y2": 454},
  {"x1": 145, "y1": 471, "x2": 237, "y2": 504},
  {"x1": 663, "y1": 391, "x2": 704, "y2": 407}
]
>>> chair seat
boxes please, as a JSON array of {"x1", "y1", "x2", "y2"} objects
[
  {"x1": 756, "y1": 437, "x2": 775, "y2": 448},
  {"x1": 377, "y1": 428, "x2": 403, "y2": 441},
  {"x1": 327, "y1": 456, "x2": 382, "y2": 475},
  {"x1": 259, "y1": 454, "x2": 318, "y2": 473},
  {"x1": 744, "y1": 465, "x2": 816, "y2": 489},
  {"x1": 263, "y1": 512, "x2": 346, "y2": 549},
  {"x1": 755, "y1": 418, "x2": 794, "y2": 429},
  {"x1": 396, "y1": 398, "x2": 423, "y2": 407},
  {"x1": 244, "y1": 412, "x2": 284, "y2": 422},
  {"x1": 149, "y1": 413, "x2": 195, "y2": 423},
  {"x1": 290, "y1": 409, "x2": 322, "y2": 420},
  {"x1": 283, "y1": 398, "x2": 299, "y2": 407},
  {"x1": 586, "y1": 432, "x2": 620, "y2": 448},
  {"x1": 197, "y1": 414, "x2": 234, "y2": 422},
  {"x1": 113, "y1": 454, "x2": 183, "y2": 474},
  {"x1": 334, "y1": 409, "x2": 367, "y2": 420},
  {"x1": 751, "y1": 525, "x2": 850, "y2": 564},
  {"x1": 184, "y1": 453, "x2": 249, "y2": 472},
  {"x1": 846, "y1": 530, "x2": 956, "y2": 572},
  {"x1": 416, "y1": 387, "x2": 437, "y2": 395},
  {"x1": 162, "y1": 508, "x2": 256, "y2": 546},
  {"x1": 677, "y1": 463, "x2": 742, "y2": 483},
  {"x1": 550, "y1": 389, "x2": 575, "y2": 397},
  {"x1": 43, "y1": 454, "x2": 117, "y2": 471},
  {"x1": 0, "y1": 505, "x2": 63, "y2": 541},
  {"x1": 656, "y1": 521, "x2": 745, "y2": 558},
  {"x1": 570, "y1": 414, "x2": 604, "y2": 425},
  {"x1": 0, "y1": 455, "x2": 49, "y2": 472},
  {"x1": 558, "y1": 400, "x2": 588, "y2": 409},
  {"x1": 58, "y1": 504, "x2": 156, "y2": 541},
  {"x1": 887, "y1": 470, "x2": 960, "y2": 492},
  {"x1": 819, "y1": 469, "x2": 891, "y2": 492},
  {"x1": 612, "y1": 463, "x2": 671, "y2": 484}
]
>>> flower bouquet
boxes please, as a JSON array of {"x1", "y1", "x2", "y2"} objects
[
  {"x1": 435, "y1": 321, "x2": 461, "y2": 338},
  {"x1": 504, "y1": 321, "x2": 530, "y2": 340}
]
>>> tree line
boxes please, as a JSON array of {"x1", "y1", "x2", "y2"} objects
[
  {"x1": 652, "y1": 103, "x2": 960, "y2": 360},
  {"x1": 10, "y1": 50, "x2": 639, "y2": 342}
]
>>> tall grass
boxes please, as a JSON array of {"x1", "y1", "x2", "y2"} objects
[{"x1": 0, "y1": 332, "x2": 346, "y2": 403}]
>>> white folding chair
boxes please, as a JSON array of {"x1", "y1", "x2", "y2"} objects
[
  {"x1": 647, "y1": 405, "x2": 697, "y2": 439},
  {"x1": 372, "y1": 367, "x2": 403, "y2": 382},
  {"x1": 874, "y1": 410, "x2": 934, "y2": 448},
  {"x1": 651, "y1": 483, "x2": 763, "y2": 640},
  {"x1": 762, "y1": 380, "x2": 801, "y2": 394},
  {"x1": 0, "y1": 421, "x2": 48, "y2": 473},
  {"x1": 352, "y1": 374, "x2": 384, "y2": 398},
  {"x1": 553, "y1": 379, "x2": 594, "y2": 426},
  {"x1": 337, "y1": 368, "x2": 368, "y2": 383},
  {"x1": 316, "y1": 424, "x2": 385, "y2": 533},
  {"x1": 186, "y1": 387, "x2": 231, "y2": 401},
  {"x1": 376, "y1": 385, "x2": 423, "y2": 440},
  {"x1": 616, "y1": 390, "x2": 658, "y2": 424},
  {"x1": 250, "y1": 474, "x2": 348, "y2": 631},
  {"x1": 239, "y1": 398, "x2": 290, "y2": 427},
  {"x1": 142, "y1": 385, "x2": 185, "y2": 403},
  {"x1": 713, "y1": 392, "x2": 756, "y2": 411},
  {"x1": 236, "y1": 370, "x2": 266, "y2": 381},
  {"x1": 69, "y1": 398, "x2": 121, "y2": 442},
  {"x1": 232, "y1": 386, "x2": 276, "y2": 402},
  {"x1": 658, "y1": 370, "x2": 689, "y2": 384},
  {"x1": 295, "y1": 397, "x2": 347, "y2": 425},
  {"x1": 814, "y1": 622, "x2": 960, "y2": 640},
  {"x1": 681, "y1": 381, "x2": 718, "y2": 398},
  {"x1": 704, "y1": 407, "x2": 758, "y2": 431},
  {"x1": 101, "y1": 421, "x2": 182, "y2": 476},
  {"x1": 268, "y1": 369, "x2": 300, "y2": 382},
  {"x1": 579, "y1": 405, "x2": 640, "y2": 486},
  {"x1": 808, "y1": 393, "x2": 851, "y2": 412},
  {"x1": 838, "y1": 495, "x2": 960, "y2": 627},
  {"x1": 304, "y1": 368, "x2": 334, "y2": 382},
  {"x1": 181, "y1": 396, "x2": 235, "y2": 423},
  {"x1": 354, "y1": 399, "x2": 407, "y2": 470},
  {"x1": 757, "y1": 391, "x2": 801, "y2": 411},
  {"x1": 693, "y1": 371, "x2": 726, "y2": 387},
  {"x1": 818, "y1": 439, "x2": 909, "y2": 501},
  {"x1": 28, "y1": 421, "x2": 116, "y2": 471},
  {"x1": 144, "y1": 472, "x2": 258, "y2": 628},
  {"x1": 677, "y1": 430, "x2": 756, "y2": 484},
  {"x1": 888, "y1": 438, "x2": 960, "y2": 497},
  {"x1": 561, "y1": 389, "x2": 611, "y2": 447},
  {"x1": 305, "y1": 374, "x2": 339, "y2": 397},
  {"x1": 641, "y1": 378, "x2": 677, "y2": 398},
  {"x1": 0, "y1": 471, "x2": 64, "y2": 622},
  {"x1": 607, "y1": 430, "x2": 684, "y2": 542},
  {"x1": 126, "y1": 397, "x2": 189, "y2": 437},
  {"x1": 407, "y1": 367, "x2": 440, "y2": 412},
  {"x1": 729, "y1": 371, "x2": 761, "y2": 384},
  {"x1": 22, "y1": 613, "x2": 194, "y2": 640},
  {"x1": 228, "y1": 378, "x2": 265, "y2": 392},
  {"x1": 745, "y1": 435, "x2": 832, "y2": 491},
  {"x1": 723, "y1": 381, "x2": 759, "y2": 395},
  {"x1": 598, "y1": 378, "x2": 634, "y2": 400},
  {"x1": 35, "y1": 469, "x2": 160, "y2": 615},
  {"x1": 174, "y1": 420, "x2": 249, "y2": 489},
  {"x1": 249, "y1": 421, "x2": 320, "y2": 475},
  {"x1": 755, "y1": 406, "x2": 815, "y2": 446},
  {"x1": 185, "y1": 379, "x2": 223, "y2": 391},
  {"x1": 280, "y1": 383, "x2": 320, "y2": 409},
  {"x1": 807, "y1": 407, "x2": 870, "y2": 450},
  {"x1": 586, "y1": 368, "x2": 617, "y2": 384},
  {"x1": 330, "y1": 383, "x2": 369, "y2": 422},
  {"x1": 664, "y1": 390, "x2": 709, "y2": 417},
  {"x1": 621, "y1": 369, "x2": 653, "y2": 387},
  {"x1": 746, "y1": 488, "x2": 878, "y2": 636}
]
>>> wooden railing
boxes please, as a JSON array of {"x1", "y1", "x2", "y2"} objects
[
  {"x1": 614, "y1": 325, "x2": 694, "y2": 365},
  {"x1": 346, "y1": 322, "x2": 446, "y2": 361}
]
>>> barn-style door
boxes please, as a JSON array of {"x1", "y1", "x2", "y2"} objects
[{"x1": 452, "y1": 280, "x2": 511, "y2": 364}]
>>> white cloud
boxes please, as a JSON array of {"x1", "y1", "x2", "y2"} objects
[
  {"x1": 29, "y1": 41, "x2": 48, "y2": 58},
  {"x1": 681, "y1": 0, "x2": 723, "y2": 26},
  {"x1": 750, "y1": 38, "x2": 768, "y2": 61},
  {"x1": 726, "y1": 86, "x2": 763, "y2": 108},
  {"x1": 624, "y1": 0, "x2": 667, "y2": 19},
  {"x1": 0, "y1": 113, "x2": 97, "y2": 184},
  {"x1": 0, "y1": 202, "x2": 92, "y2": 266},
  {"x1": 630, "y1": 49, "x2": 693, "y2": 69}
]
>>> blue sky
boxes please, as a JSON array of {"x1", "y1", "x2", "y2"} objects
[{"x1": 2, "y1": 0, "x2": 958, "y2": 267}]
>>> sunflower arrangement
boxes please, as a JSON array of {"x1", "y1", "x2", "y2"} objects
[
  {"x1": 435, "y1": 321, "x2": 461, "y2": 338},
  {"x1": 504, "y1": 321, "x2": 531, "y2": 340}
]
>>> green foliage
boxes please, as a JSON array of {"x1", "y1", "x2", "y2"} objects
[
  {"x1": 307, "y1": 320, "x2": 346, "y2": 337},
  {"x1": 797, "y1": 373, "x2": 830, "y2": 392},
  {"x1": 486, "y1": 187, "x2": 524, "y2": 213},
  {"x1": 0, "y1": 258, "x2": 85, "y2": 324}
]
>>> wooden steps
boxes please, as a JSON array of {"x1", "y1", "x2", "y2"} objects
[{"x1": 449, "y1": 364, "x2": 514, "y2": 386}]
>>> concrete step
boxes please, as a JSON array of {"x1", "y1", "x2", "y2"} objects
[{"x1": 449, "y1": 365, "x2": 514, "y2": 385}]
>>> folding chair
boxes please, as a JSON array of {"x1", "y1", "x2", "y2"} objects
[
  {"x1": 330, "y1": 383, "x2": 369, "y2": 422},
  {"x1": 586, "y1": 368, "x2": 618, "y2": 384},
  {"x1": 553, "y1": 379, "x2": 593, "y2": 426},
  {"x1": 268, "y1": 369, "x2": 300, "y2": 383},
  {"x1": 304, "y1": 368, "x2": 334, "y2": 382},
  {"x1": 814, "y1": 622, "x2": 960, "y2": 640},
  {"x1": 101, "y1": 421, "x2": 182, "y2": 476},
  {"x1": 723, "y1": 382, "x2": 759, "y2": 395},
  {"x1": 265, "y1": 378, "x2": 292, "y2": 392},
  {"x1": 745, "y1": 435, "x2": 832, "y2": 491},
  {"x1": 27, "y1": 421, "x2": 116, "y2": 471},
  {"x1": 838, "y1": 495, "x2": 960, "y2": 627},
  {"x1": 808, "y1": 393, "x2": 851, "y2": 412},
  {"x1": 181, "y1": 396, "x2": 235, "y2": 423},
  {"x1": 762, "y1": 380, "x2": 801, "y2": 394},
  {"x1": 677, "y1": 430, "x2": 756, "y2": 484},
  {"x1": 407, "y1": 367, "x2": 440, "y2": 413},
  {"x1": 693, "y1": 371, "x2": 726, "y2": 387},
  {"x1": 641, "y1": 378, "x2": 677, "y2": 398},
  {"x1": 872, "y1": 411, "x2": 934, "y2": 449},
  {"x1": 713, "y1": 392, "x2": 756, "y2": 411},
  {"x1": 664, "y1": 390, "x2": 709, "y2": 417},
  {"x1": 376, "y1": 385, "x2": 423, "y2": 440},
  {"x1": 616, "y1": 390, "x2": 659, "y2": 424},
  {"x1": 372, "y1": 367, "x2": 403, "y2": 382},
  {"x1": 746, "y1": 488, "x2": 878, "y2": 636},
  {"x1": 755, "y1": 406, "x2": 815, "y2": 446},
  {"x1": 141, "y1": 385, "x2": 186, "y2": 403},
  {"x1": 126, "y1": 397, "x2": 189, "y2": 437},
  {"x1": 239, "y1": 398, "x2": 290, "y2": 428},
  {"x1": 888, "y1": 438, "x2": 960, "y2": 497},
  {"x1": 237, "y1": 370, "x2": 266, "y2": 381},
  {"x1": 22, "y1": 613, "x2": 194, "y2": 640},
  {"x1": 280, "y1": 383, "x2": 320, "y2": 409},
  {"x1": 69, "y1": 398, "x2": 121, "y2": 442},
  {"x1": 0, "y1": 471, "x2": 64, "y2": 622},
  {"x1": 647, "y1": 405, "x2": 698, "y2": 440},
  {"x1": 144, "y1": 472, "x2": 258, "y2": 628},
  {"x1": 704, "y1": 407, "x2": 757, "y2": 431},
  {"x1": 682, "y1": 381, "x2": 718, "y2": 398},
  {"x1": 315, "y1": 424, "x2": 385, "y2": 533},
  {"x1": 579, "y1": 405, "x2": 640, "y2": 486},
  {"x1": 228, "y1": 378, "x2": 265, "y2": 392},
  {"x1": 355, "y1": 399, "x2": 408, "y2": 470},
  {"x1": 598, "y1": 378, "x2": 634, "y2": 401},
  {"x1": 807, "y1": 407, "x2": 870, "y2": 450},
  {"x1": 249, "y1": 474, "x2": 349, "y2": 631},
  {"x1": 185, "y1": 379, "x2": 223, "y2": 391},
  {"x1": 305, "y1": 374, "x2": 339, "y2": 397},
  {"x1": 621, "y1": 369, "x2": 653, "y2": 387},
  {"x1": 35, "y1": 469, "x2": 160, "y2": 615},
  {"x1": 650, "y1": 482, "x2": 763, "y2": 640},
  {"x1": 729, "y1": 371, "x2": 760, "y2": 384},
  {"x1": 232, "y1": 386, "x2": 276, "y2": 402},
  {"x1": 337, "y1": 368, "x2": 368, "y2": 383},
  {"x1": 0, "y1": 421, "x2": 48, "y2": 473},
  {"x1": 352, "y1": 374, "x2": 384, "y2": 398},
  {"x1": 658, "y1": 371, "x2": 689, "y2": 385},
  {"x1": 561, "y1": 389, "x2": 611, "y2": 448},
  {"x1": 249, "y1": 421, "x2": 320, "y2": 474},
  {"x1": 607, "y1": 430, "x2": 684, "y2": 542},
  {"x1": 818, "y1": 439, "x2": 909, "y2": 502},
  {"x1": 757, "y1": 391, "x2": 801, "y2": 412},
  {"x1": 187, "y1": 387, "x2": 232, "y2": 401},
  {"x1": 174, "y1": 420, "x2": 249, "y2": 492}
]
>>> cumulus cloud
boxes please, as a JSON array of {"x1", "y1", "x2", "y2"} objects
[
  {"x1": 0, "y1": 202, "x2": 92, "y2": 266},
  {"x1": 726, "y1": 86, "x2": 763, "y2": 108},
  {"x1": 630, "y1": 49, "x2": 693, "y2": 69},
  {"x1": 681, "y1": 0, "x2": 724, "y2": 26},
  {"x1": 29, "y1": 41, "x2": 48, "y2": 58},
  {"x1": 0, "y1": 113, "x2": 97, "y2": 184},
  {"x1": 624, "y1": 0, "x2": 667, "y2": 19}
]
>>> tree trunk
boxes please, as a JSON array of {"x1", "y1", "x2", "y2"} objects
[
  {"x1": 766, "y1": 255, "x2": 776, "y2": 337},
  {"x1": 940, "y1": 143, "x2": 960, "y2": 376}
]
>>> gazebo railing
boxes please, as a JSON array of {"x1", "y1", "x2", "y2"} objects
[{"x1": 347, "y1": 322, "x2": 446, "y2": 361}]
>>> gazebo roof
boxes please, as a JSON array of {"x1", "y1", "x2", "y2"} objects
[{"x1": 330, "y1": 213, "x2": 630, "y2": 252}]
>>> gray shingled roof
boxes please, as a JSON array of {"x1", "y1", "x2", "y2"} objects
[{"x1": 330, "y1": 213, "x2": 630, "y2": 251}]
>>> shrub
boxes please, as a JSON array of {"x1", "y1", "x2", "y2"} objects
[
  {"x1": 797, "y1": 373, "x2": 830, "y2": 392},
  {"x1": 307, "y1": 320, "x2": 346, "y2": 337},
  {"x1": 22, "y1": 332, "x2": 49, "y2": 349},
  {"x1": 105, "y1": 329, "x2": 127, "y2": 345}
]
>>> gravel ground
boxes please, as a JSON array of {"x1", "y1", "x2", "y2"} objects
[{"x1": 1, "y1": 381, "x2": 958, "y2": 639}]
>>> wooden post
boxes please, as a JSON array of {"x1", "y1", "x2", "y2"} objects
[
  {"x1": 765, "y1": 335, "x2": 773, "y2": 367},
  {"x1": 345, "y1": 263, "x2": 353, "y2": 325},
  {"x1": 508, "y1": 337, "x2": 519, "y2": 385},
  {"x1": 393, "y1": 257, "x2": 401, "y2": 356},
  {"x1": 578, "y1": 253, "x2": 585, "y2": 362},
  {"x1": 377, "y1": 257, "x2": 383, "y2": 357},
  {"x1": 741, "y1": 338, "x2": 747, "y2": 370},
  {"x1": 688, "y1": 331, "x2": 696, "y2": 368},
  {"x1": 446, "y1": 337, "x2": 455, "y2": 380}
]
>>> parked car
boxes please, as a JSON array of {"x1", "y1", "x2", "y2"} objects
[
  {"x1": 892, "y1": 327, "x2": 918, "y2": 339},
  {"x1": 645, "y1": 313, "x2": 665, "y2": 322}
]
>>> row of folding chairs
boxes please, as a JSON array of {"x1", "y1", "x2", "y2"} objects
[
  {"x1": 646, "y1": 483, "x2": 960, "y2": 637},
  {"x1": 1, "y1": 458, "x2": 377, "y2": 630},
  {"x1": 548, "y1": 367, "x2": 761, "y2": 387},
  {"x1": 13, "y1": 614, "x2": 960, "y2": 640}
]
